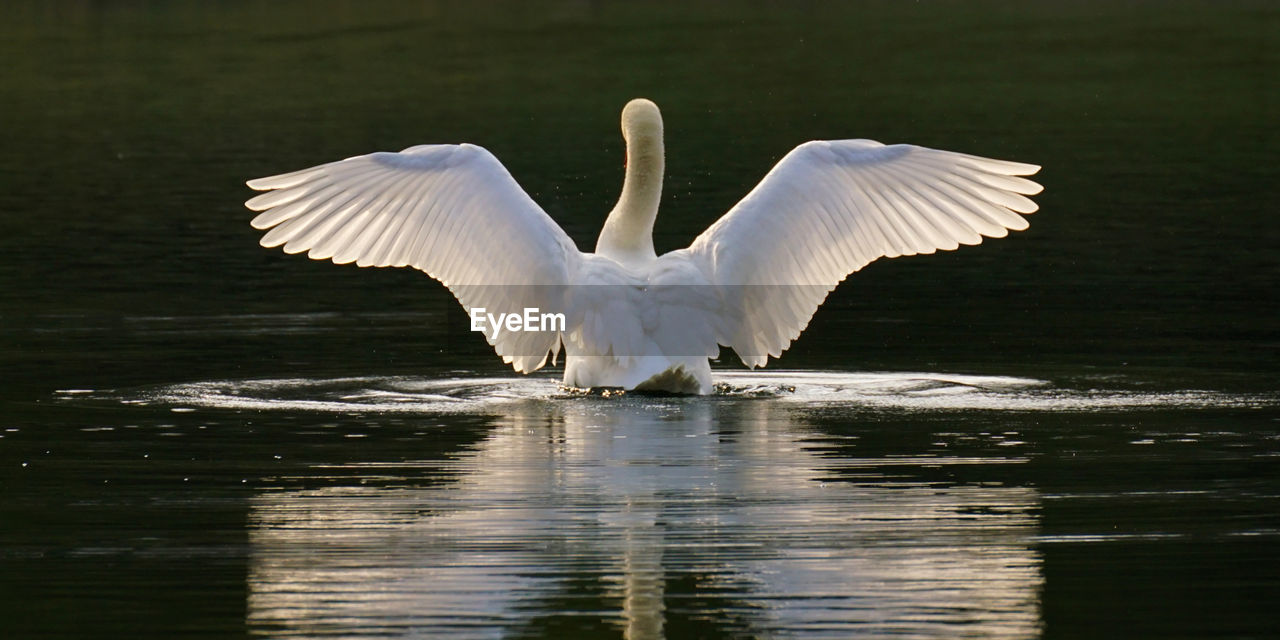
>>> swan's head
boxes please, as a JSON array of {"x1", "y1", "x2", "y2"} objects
[
  {"x1": 597, "y1": 99, "x2": 664, "y2": 264},
  {"x1": 621, "y1": 98, "x2": 663, "y2": 144}
]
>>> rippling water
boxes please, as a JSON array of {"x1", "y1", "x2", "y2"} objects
[
  {"x1": 28, "y1": 374, "x2": 1274, "y2": 638},
  {"x1": 244, "y1": 400, "x2": 1043, "y2": 639},
  {"x1": 101, "y1": 372, "x2": 1273, "y2": 414}
]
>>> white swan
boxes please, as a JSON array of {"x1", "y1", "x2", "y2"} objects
[{"x1": 247, "y1": 99, "x2": 1042, "y2": 394}]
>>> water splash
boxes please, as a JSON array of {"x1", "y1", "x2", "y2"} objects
[{"x1": 59, "y1": 371, "x2": 1275, "y2": 414}]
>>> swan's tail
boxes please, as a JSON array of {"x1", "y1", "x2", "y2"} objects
[{"x1": 563, "y1": 355, "x2": 711, "y2": 395}]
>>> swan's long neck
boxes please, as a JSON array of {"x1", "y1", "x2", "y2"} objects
[{"x1": 596, "y1": 100, "x2": 664, "y2": 269}]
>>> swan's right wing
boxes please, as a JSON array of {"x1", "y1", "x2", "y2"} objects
[
  {"x1": 688, "y1": 139, "x2": 1042, "y2": 367},
  {"x1": 246, "y1": 144, "x2": 580, "y2": 372}
]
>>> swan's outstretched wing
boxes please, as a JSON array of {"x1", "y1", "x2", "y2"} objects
[
  {"x1": 246, "y1": 144, "x2": 580, "y2": 372},
  {"x1": 687, "y1": 139, "x2": 1042, "y2": 367}
]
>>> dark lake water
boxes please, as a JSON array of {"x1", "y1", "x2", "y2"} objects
[{"x1": 2, "y1": 1, "x2": 1277, "y2": 638}]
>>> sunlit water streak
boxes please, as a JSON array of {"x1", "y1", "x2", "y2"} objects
[
  {"x1": 61, "y1": 371, "x2": 1276, "y2": 414},
  {"x1": 245, "y1": 400, "x2": 1043, "y2": 639}
]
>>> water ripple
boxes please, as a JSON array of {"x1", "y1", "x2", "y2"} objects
[
  {"x1": 245, "y1": 400, "x2": 1044, "y2": 639},
  {"x1": 60, "y1": 371, "x2": 1277, "y2": 414}
]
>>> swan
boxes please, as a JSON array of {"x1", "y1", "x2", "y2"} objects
[{"x1": 246, "y1": 99, "x2": 1042, "y2": 394}]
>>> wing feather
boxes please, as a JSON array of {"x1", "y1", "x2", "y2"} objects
[
  {"x1": 247, "y1": 143, "x2": 580, "y2": 372},
  {"x1": 688, "y1": 139, "x2": 1041, "y2": 367}
]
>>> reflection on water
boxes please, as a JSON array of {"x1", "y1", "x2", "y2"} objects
[
  {"x1": 246, "y1": 397, "x2": 1042, "y2": 639},
  {"x1": 46, "y1": 375, "x2": 1278, "y2": 637}
]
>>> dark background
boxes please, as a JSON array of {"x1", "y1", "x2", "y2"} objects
[{"x1": 2, "y1": 1, "x2": 1275, "y2": 396}]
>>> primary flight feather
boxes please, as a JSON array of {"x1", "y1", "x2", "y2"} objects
[{"x1": 247, "y1": 99, "x2": 1042, "y2": 393}]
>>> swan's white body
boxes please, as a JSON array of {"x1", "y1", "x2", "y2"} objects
[{"x1": 247, "y1": 99, "x2": 1042, "y2": 394}]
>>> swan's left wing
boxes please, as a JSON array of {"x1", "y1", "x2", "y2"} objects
[
  {"x1": 246, "y1": 143, "x2": 580, "y2": 372},
  {"x1": 687, "y1": 139, "x2": 1041, "y2": 367}
]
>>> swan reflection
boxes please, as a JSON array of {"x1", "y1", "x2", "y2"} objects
[{"x1": 248, "y1": 398, "x2": 1042, "y2": 638}]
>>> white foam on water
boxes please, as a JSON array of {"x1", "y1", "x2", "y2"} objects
[
  {"x1": 62, "y1": 371, "x2": 1276, "y2": 414},
  {"x1": 715, "y1": 371, "x2": 1270, "y2": 412},
  {"x1": 141, "y1": 376, "x2": 558, "y2": 414}
]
